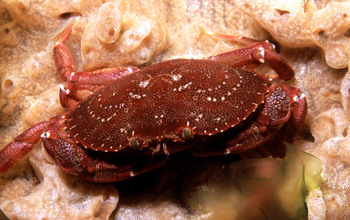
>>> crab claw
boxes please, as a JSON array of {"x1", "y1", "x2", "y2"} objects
[{"x1": 240, "y1": 86, "x2": 308, "y2": 159}]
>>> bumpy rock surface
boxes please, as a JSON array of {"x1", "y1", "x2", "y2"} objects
[{"x1": 1, "y1": 0, "x2": 350, "y2": 219}]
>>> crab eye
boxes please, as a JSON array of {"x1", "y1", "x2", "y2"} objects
[
  {"x1": 129, "y1": 138, "x2": 139, "y2": 148},
  {"x1": 181, "y1": 127, "x2": 192, "y2": 140}
]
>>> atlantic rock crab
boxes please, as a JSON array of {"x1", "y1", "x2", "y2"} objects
[{"x1": 0, "y1": 20, "x2": 307, "y2": 183}]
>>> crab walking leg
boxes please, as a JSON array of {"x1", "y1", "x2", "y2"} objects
[
  {"x1": 80, "y1": 155, "x2": 167, "y2": 183},
  {"x1": 205, "y1": 32, "x2": 261, "y2": 45},
  {"x1": 208, "y1": 39, "x2": 295, "y2": 81},
  {"x1": 59, "y1": 66, "x2": 140, "y2": 110},
  {"x1": 0, "y1": 122, "x2": 49, "y2": 173},
  {"x1": 54, "y1": 20, "x2": 139, "y2": 109},
  {"x1": 53, "y1": 19, "x2": 77, "y2": 82}
]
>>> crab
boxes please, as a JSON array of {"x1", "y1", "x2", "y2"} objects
[{"x1": 0, "y1": 20, "x2": 307, "y2": 183}]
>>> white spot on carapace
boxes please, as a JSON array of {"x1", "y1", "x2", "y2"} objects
[
  {"x1": 187, "y1": 121, "x2": 190, "y2": 126},
  {"x1": 172, "y1": 74, "x2": 182, "y2": 81},
  {"x1": 213, "y1": 117, "x2": 221, "y2": 122},
  {"x1": 139, "y1": 80, "x2": 150, "y2": 88},
  {"x1": 207, "y1": 97, "x2": 212, "y2": 101},
  {"x1": 130, "y1": 171, "x2": 136, "y2": 177},
  {"x1": 178, "y1": 82, "x2": 192, "y2": 91},
  {"x1": 195, "y1": 113, "x2": 203, "y2": 122},
  {"x1": 221, "y1": 97, "x2": 225, "y2": 101},
  {"x1": 129, "y1": 92, "x2": 141, "y2": 99},
  {"x1": 212, "y1": 98, "x2": 217, "y2": 102}
]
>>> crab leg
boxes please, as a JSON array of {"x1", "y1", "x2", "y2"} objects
[
  {"x1": 54, "y1": 19, "x2": 139, "y2": 109},
  {"x1": 206, "y1": 32, "x2": 261, "y2": 46},
  {"x1": 59, "y1": 65, "x2": 139, "y2": 110},
  {"x1": 207, "y1": 34, "x2": 294, "y2": 81},
  {"x1": 79, "y1": 155, "x2": 167, "y2": 183},
  {"x1": 0, "y1": 121, "x2": 49, "y2": 173}
]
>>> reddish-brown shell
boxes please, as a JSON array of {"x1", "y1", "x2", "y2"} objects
[{"x1": 66, "y1": 59, "x2": 268, "y2": 152}]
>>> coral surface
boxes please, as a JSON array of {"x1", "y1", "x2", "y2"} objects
[{"x1": 1, "y1": 0, "x2": 350, "y2": 219}]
